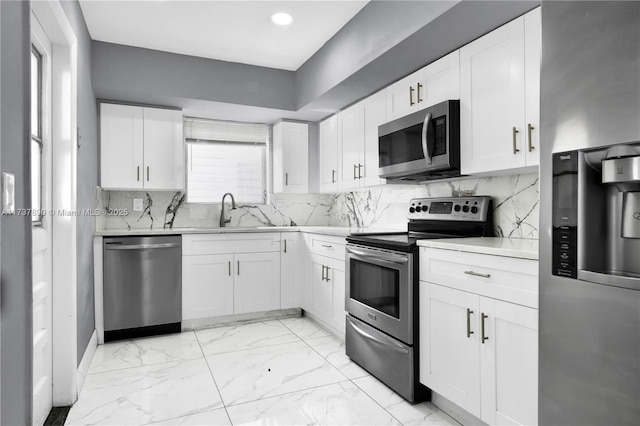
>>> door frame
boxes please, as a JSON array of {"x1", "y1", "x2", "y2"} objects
[{"x1": 30, "y1": 0, "x2": 78, "y2": 407}]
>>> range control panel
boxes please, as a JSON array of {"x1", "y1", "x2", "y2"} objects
[{"x1": 408, "y1": 197, "x2": 492, "y2": 222}]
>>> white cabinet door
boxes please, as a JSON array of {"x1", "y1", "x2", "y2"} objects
[
  {"x1": 419, "y1": 51, "x2": 460, "y2": 108},
  {"x1": 182, "y1": 254, "x2": 234, "y2": 320},
  {"x1": 420, "y1": 282, "x2": 481, "y2": 417},
  {"x1": 319, "y1": 115, "x2": 339, "y2": 193},
  {"x1": 338, "y1": 104, "x2": 363, "y2": 190},
  {"x1": 100, "y1": 103, "x2": 144, "y2": 189},
  {"x1": 280, "y1": 233, "x2": 302, "y2": 309},
  {"x1": 309, "y1": 253, "x2": 332, "y2": 324},
  {"x1": 361, "y1": 91, "x2": 386, "y2": 187},
  {"x1": 524, "y1": 8, "x2": 541, "y2": 167},
  {"x1": 328, "y1": 257, "x2": 346, "y2": 333},
  {"x1": 234, "y1": 252, "x2": 281, "y2": 314},
  {"x1": 143, "y1": 108, "x2": 184, "y2": 190},
  {"x1": 386, "y1": 73, "x2": 419, "y2": 122},
  {"x1": 480, "y1": 298, "x2": 538, "y2": 426},
  {"x1": 273, "y1": 121, "x2": 309, "y2": 193},
  {"x1": 460, "y1": 15, "x2": 526, "y2": 174}
]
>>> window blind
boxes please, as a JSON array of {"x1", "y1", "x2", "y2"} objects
[{"x1": 185, "y1": 117, "x2": 268, "y2": 204}]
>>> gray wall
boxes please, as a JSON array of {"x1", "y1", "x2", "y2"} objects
[
  {"x1": 1, "y1": 1, "x2": 33, "y2": 424},
  {"x1": 92, "y1": 42, "x2": 296, "y2": 112},
  {"x1": 60, "y1": 0, "x2": 98, "y2": 367}
]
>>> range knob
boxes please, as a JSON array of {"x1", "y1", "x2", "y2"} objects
[
  {"x1": 471, "y1": 206, "x2": 478, "y2": 214},
  {"x1": 454, "y1": 205, "x2": 461, "y2": 212},
  {"x1": 409, "y1": 207, "x2": 415, "y2": 213},
  {"x1": 415, "y1": 206, "x2": 422, "y2": 212},
  {"x1": 462, "y1": 205, "x2": 470, "y2": 213}
]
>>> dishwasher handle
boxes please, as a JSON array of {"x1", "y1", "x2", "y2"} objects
[{"x1": 104, "y1": 242, "x2": 180, "y2": 250}]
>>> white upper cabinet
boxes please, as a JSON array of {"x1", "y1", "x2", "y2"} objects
[
  {"x1": 100, "y1": 103, "x2": 184, "y2": 191},
  {"x1": 460, "y1": 8, "x2": 541, "y2": 175},
  {"x1": 318, "y1": 115, "x2": 339, "y2": 193},
  {"x1": 338, "y1": 90, "x2": 386, "y2": 190},
  {"x1": 386, "y1": 51, "x2": 460, "y2": 122},
  {"x1": 272, "y1": 121, "x2": 309, "y2": 194}
]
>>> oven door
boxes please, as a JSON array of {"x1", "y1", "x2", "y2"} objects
[{"x1": 345, "y1": 244, "x2": 413, "y2": 345}]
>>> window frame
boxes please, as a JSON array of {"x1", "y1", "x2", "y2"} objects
[{"x1": 31, "y1": 44, "x2": 44, "y2": 227}]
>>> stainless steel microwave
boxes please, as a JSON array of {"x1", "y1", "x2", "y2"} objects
[{"x1": 378, "y1": 100, "x2": 460, "y2": 182}]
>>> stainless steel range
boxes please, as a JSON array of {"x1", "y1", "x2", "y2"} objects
[{"x1": 345, "y1": 196, "x2": 493, "y2": 402}]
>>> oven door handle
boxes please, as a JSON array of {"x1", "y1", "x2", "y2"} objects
[
  {"x1": 346, "y1": 246, "x2": 409, "y2": 265},
  {"x1": 349, "y1": 318, "x2": 410, "y2": 354}
]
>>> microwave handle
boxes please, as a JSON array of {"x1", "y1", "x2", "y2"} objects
[{"x1": 421, "y1": 112, "x2": 434, "y2": 164}]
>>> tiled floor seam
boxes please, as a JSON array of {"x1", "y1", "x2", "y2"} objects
[
  {"x1": 196, "y1": 336, "x2": 304, "y2": 357},
  {"x1": 194, "y1": 331, "x2": 235, "y2": 425},
  {"x1": 348, "y1": 375, "x2": 406, "y2": 426},
  {"x1": 86, "y1": 357, "x2": 203, "y2": 376}
]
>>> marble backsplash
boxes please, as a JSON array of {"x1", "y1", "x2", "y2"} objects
[{"x1": 96, "y1": 173, "x2": 539, "y2": 239}]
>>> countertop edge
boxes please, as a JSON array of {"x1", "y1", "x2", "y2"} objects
[{"x1": 417, "y1": 237, "x2": 539, "y2": 261}]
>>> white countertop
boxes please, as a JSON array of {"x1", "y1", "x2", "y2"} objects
[
  {"x1": 417, "y1": 237, "x2": 539, "y2": 260},
  {"x1": 95, "y1": 226, "x2": 404, "y2": 238}
]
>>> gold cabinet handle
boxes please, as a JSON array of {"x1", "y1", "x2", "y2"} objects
[
  {"x1": 283, "y1": 240, "x2": 287, "y2": 254},
  {"x1": 528, "y1": 123, "x2": 535, "y2": 152},
  {"x1": 512, "y1": 127, "x2": 520, "y2": 154},
  {"x1": 409, "y1": 86, "x2": 415, "y2": 106},
  {"x1": 228, "y1": 261, "x2": 231, "y2": 276},
  {"x1": 321, "y1": 265, "x2": 326, "y2": 281},
  {"x1": 146, "y1": 166, "x2": 150, "y2": 181},
  {"x1": 322, "y1": 244, "x2": 333, "y2": 248},
  {"x1": 325, "y1": 266, "x2": 331, "y2": 282},
  {"x1": 237, "y1": 260, "x2": 240, "y2": 276},
  {"x1": 417, "y1": 82, "x2": 423, "y2": 103},
  {"x1": 332, "y1": 169, "x2": 336, "y2": 183},
  {"x1": 358, "y1": 164, "x2": 363, "y2": 179},
  {"x1": 464, "y1": 270, "x2": 491, "y2": 278},
  {"x1": 466, "y1": 308, "x2": 474, "y2": 338},
  {"x1": 285, "y1": 173, "x2": 288, "y2": 186},
  {"x1": 481, "y1": 313, "x2": 489, "y2": 343},
  {"x1": 353, "y1": 164, "x2": 358, "y2": 180},
  {"x1": 137, "y1": 166, "x2": 140, "y2": 182}
]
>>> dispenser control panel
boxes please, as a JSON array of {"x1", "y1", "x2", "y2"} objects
[{"x1": 552, "y1": 151, "x2": 578, "y2": 278}]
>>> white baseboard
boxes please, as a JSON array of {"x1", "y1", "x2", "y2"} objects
[
  {"x1": 182, "y1": 308, "x2": 302, "y2": 331},
  {"x1": 301, "y1": 310, "x2": 345, "y2": 341},
  {"x1": 431, "y1": 391, "x2": 487, "y2": 426},
  {"x1": 76, "y1": 330, "x2": 98, "y2": 395}
]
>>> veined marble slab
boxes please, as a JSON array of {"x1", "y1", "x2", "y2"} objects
[{"x1": 417, "y1": 237, "x2": 539, "y2": 260}]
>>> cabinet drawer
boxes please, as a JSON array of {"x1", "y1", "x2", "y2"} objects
[
  {"x1": 183, "y1": 233, "x2": 280, "y2": 255},
  {"x1": 307, "y1": 234, "x2": 346, "y2": 261},
  {"x1": 419, "y1": 247, "x2": 538, "y2": 308}
]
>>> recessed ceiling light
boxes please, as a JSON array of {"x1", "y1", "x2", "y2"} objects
[{"x1": 271, "y1": 12, "x2": 293, "y2": 26}]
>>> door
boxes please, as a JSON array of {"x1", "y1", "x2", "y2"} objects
[
  {"x1": 386, "y1": 73, "x2": 418, "y2": 121},
  {"x1": 280, "y1": 233, "x2": 302, "y2": 309},
  {"x1": 234, "y1": 252, "x2": 281, "y2": 314},
  {"x1": 523, "y1": 8, "x2": 541, "y2": 167},
  {"x1": 31, "y1": 15, "x2": 53, "y2": 426},
  {"x1": 419, "y1": 50, "x2": 460, "y2": 108},
  {"x1": 480, "y1": 298, "x2": 538, "y2": 426},
  {"x1": 328, "y1": 257, "x2": 347, "y2": 332},
  {"x1": 361, "y1": 91, "x2": 386, "y2": 187},
  {"x1": 319, "y1": 115, "x2": 339, "y2": 193},
  {"x1": 100, "y1": 103, "x2": 144, "y2": 189},
  {"x1": 338, "y1": 104, "x2": 362, "y2": 190},
  {"x1": 143, "y1": 108, "x2": 184, "y2": 190},
  {"x1": 182, "y1": 254, "x2": 234, "y2": 320},
  {"x1": 419, "y1": 283, "x2": 481, "y2": 418},
  {"x1": 309, "y1": 254, "x2": 332, "y2": 323},
  {"x1": 460, "y1": 15, "x2": 526, "y2": 174},
  {"x1": 272, "y1": 122, "x2": 309, "y2": 193}
]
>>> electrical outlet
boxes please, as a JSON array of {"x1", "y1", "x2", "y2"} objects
[{"x1": 133, "y1": 198, "x2": 143, "y2": 212}]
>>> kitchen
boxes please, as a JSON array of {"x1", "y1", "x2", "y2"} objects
[{"x1": 0, "y1": 1, "x2": 638, "y2": 425}]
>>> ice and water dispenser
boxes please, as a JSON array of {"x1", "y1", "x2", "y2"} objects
[{"x1": 553, "y1": 143, "x2": 640, "y2": 289}]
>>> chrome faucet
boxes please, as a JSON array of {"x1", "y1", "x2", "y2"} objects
[{"x1": 219, "y1": 192, "x2": 237, "y2": 227}]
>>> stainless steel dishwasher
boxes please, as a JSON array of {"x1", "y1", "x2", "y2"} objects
[{"x1": 103, "y1": 235, "x2": 182, "y2": 341}]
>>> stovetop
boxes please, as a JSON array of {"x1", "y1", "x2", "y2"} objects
[{"x1": 346, "y1": 196, "x2": 494, "y2": 252}]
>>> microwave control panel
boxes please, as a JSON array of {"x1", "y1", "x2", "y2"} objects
[{"x1": 552, "y1": 151, "x2": 578, "y2": 278}]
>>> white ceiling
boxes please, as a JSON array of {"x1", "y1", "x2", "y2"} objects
[{"x1": 79, "y1": 0, "x2": 369, "y2": 71}]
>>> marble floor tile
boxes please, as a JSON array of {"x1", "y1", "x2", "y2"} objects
[
  {"x1": 279, "y1": 316, "x2": 332, "y2": 340},
  {"x1": 206, "y1": 341, "x2": 347, "y2": 406},
  {"x1": 305, "y1": 335, "x2": 370, "y2": 379},
  {"x1": 226, "y1": 381, "x2": 402, "y2": 426},
  {"x1": 146, "y1": 408, "x2": 231, "y2": 425},
  {"x1": 89, "y1": 332, "x2": 203, "y2": 374},
  {"x1": 195, "y1": 320, "x2": 300, "y2": 356},
  {"x1": 352, "y1": 376, "x2": 460, "y2": 426},
  {"x1": 66, "y1": 358, "x2": 223, "y2": 425}
]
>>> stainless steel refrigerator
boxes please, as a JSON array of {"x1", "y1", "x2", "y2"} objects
[{"x1": 540, "y1": 2, "x2": 640, "y2": 425}]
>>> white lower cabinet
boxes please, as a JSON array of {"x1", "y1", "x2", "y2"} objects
[
  {"x1": 419, "y1": 247, "x2": 538, "y2": 426},
  {"x1": 280, "y1": 233, "x2": 303, "y2": 309},
  {"x1": 182, "y1": 233, "x2": 281, "y2": 321}
]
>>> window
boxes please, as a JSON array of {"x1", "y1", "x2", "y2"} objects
[
  {"x1": 185, "y1": 118, "x2": 268, "y2": 204},
  {"x1": 31, "y1": 45, "x2": 43, "y2": 225}
]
